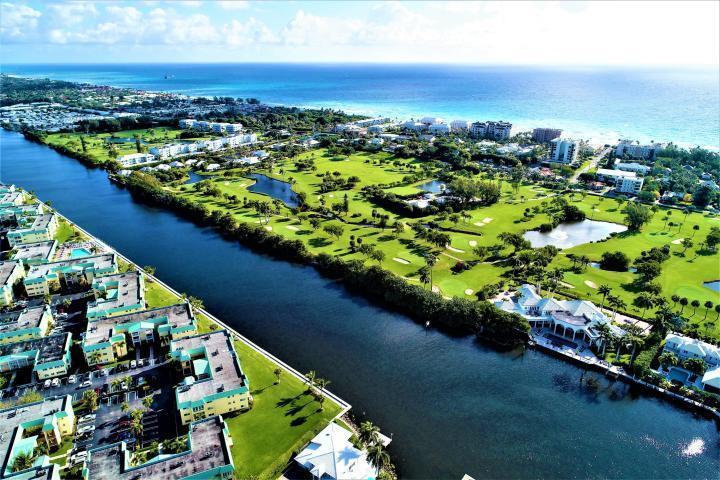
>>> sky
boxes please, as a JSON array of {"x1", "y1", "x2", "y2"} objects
[{"x1": 1, "y1": 1, "x2": 718, "y2": 66}]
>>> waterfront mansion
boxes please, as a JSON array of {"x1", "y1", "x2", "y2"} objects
[
  {"x1": 495, "y1": 284, "x2": 625, "y2": 349},
  {"x1": 661, "y1": 333, "x2": 720, "y2": 393}
]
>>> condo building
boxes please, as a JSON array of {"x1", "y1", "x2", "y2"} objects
[
  {"x1": 83, "y1": 303, "x2": 198, "y2": 366},
  {"x1": 170, "y1": 330, "x2": 251, "y2": 425},
  {"x1": 596, "y1": 169, "x2": 645, "y2": 195},
  {"x1": 86, "y1": 272, "x2": 146, "y2": 319},
  {"x1": 532, "y1": 128, "x2": 563, "y2": 143},
  {"x1": 615, "y1": 140, "x2": 665, "y2": 160},
  {"x1": 548, "y1": 138, "x2": 579, "y2": 164},
  {"x1": 0, "y1": 395, "x2": 75, "y2": 480},
  {"x1": 7, "y1": 213, "x2": 58, "y2": 246},
  {"x1": 0, "y1": 333, "x2": 72, "y2": 380},
  {"x1": 0, "y1": 260, "x2": 25, "y2": 306},
  {"x1": 0, "y1": 305, "x2": 53, "y2": 345},
  {"x1": 23, "y1": 253, "x2": 118, "y2": 297}
]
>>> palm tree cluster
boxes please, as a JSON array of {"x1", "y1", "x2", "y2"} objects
[
  {"x1": 304, "y1": 370, "x2": 332, "y2": 411},
  {"x1": 358, "y1": 421, "x2": 393, "y2": 475}
]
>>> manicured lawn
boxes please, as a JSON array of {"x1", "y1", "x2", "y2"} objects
[
  {"x1": 54, "y1": 219, "x2": 78, "y2": 244},
  {"x1": 227, "y1": 339, "x2": 341, "y2": 478},
  {"x1": 142, "y1": 279, "x2": 344, "y2": 477},
  {"x1": 44, "y1": 127, "x2": 213, "y2": 164},
  {"x1": 145, "y1": 281, "x2": 182, "y2": 308}
]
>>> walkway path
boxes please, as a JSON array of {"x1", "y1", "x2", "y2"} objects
[{"x1": 571, "y1": 146, "x2": 611, "y2": 183}]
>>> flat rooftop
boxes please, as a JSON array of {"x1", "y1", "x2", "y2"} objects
[
  {"x1": 172, "y1": 331, "x2": 248, "y2": 407},
  {"x1": 597, "y1": 168, "x2": 637, "y2": 179},
  {"x1": 0, "y1": 333, "x2": 70, "y2": 364},
  {"x1": 0, "y1": 305, "x2": 50, "y2": 336},
  {"x1": 87, "y1": 272, "x2": 144, "y2": 317},
  {"x1": 85, "y1": 303, "x2": 194, "y2": 347},
  {"x1": 11, "y1": 240, "x2": 57, "y2": 263},
  {"x1": 86, "y1": 416, "x2": 232, "y2": 479},
  {"x1": 0, "y1": 260, "x2": 20, "y2": 285},
  {"x1": 27, "y1": 253, "x2": 116, "y2": 279}
]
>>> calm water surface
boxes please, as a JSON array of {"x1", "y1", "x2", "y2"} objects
[
  {"x1": 524, "y1": 219, "x2": 628, "y2": 249},
  {"x1": 247, "y1": 173, "x2": 300, "y2": 207},
  {"x1": 1, "y1": 130, "x2": 718, "y2": 479}
]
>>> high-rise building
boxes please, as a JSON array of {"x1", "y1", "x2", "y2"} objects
[
  {"x1": 532, "y1": 128, "x2": 563, "y2": 143},
  {"x1": 549, "y1": 138, "x2": 579, "y2": 164}
]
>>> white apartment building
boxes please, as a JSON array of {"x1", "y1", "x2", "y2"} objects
[
  {"x1": 428, "y1": 123, "x2": 451, "y2": 135},
  {"x1": 596, "y1": 168, "x2": 644, "y2": 194},
  {"x1": 450, "y1": 120, "x2": 471, "y2": 131},
  {"x1": 470, "y1": 120, "x2": 512, "y2": 140},
  {"x1": 615, "y1": 140, "x2": 665, "y2": 160},
  {"x1": 420, "y1": 117, "x2": 444, "y2": 125},
  {"x1": 615, "y1": 162, "x2": 651, "y2": 174},
  {"x1": 117, "y1": 153, "x2": 157, "y2": 167},
  {"x1": 549, "y1": 138, "x2": 579, "y2": 164},
  {"x1": 402, "y1": 121, "x2": 426, "y2": 132}
]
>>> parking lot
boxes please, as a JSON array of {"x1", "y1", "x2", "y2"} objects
[{"x1": 73, "y1": 363, "x2": 180, "y2": 452}]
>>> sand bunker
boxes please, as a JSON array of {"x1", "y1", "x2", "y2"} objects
[
  {"x1": 584, "y1": 280, "x2": 598, "y2": 289},
  {"x1": 671, "y1": 238, "x2": 685, "y2": 245},
  {"x1": 432, "y1": 285, "x2": 440, "y2": 293},
  {"x1": 264, "y1": 226, "x2": 273, "y2": 231},
  {"x1": 473, "y1": 222, "x2": 486, "y2": 227},
  {"x1": 469, "y1": 240, "x2": 478, "y2": 247},
  {"x1": 446, "y1": 245, "x2": 465, "y2": 253},
  {"x1": 393, "y1": 257, "x2": 410, "y2": 265},
  {"x1": 482, "y1": 218, "x2": 493, "y2": 223},
  {"x1": 286, "y1": 226, "x2": 299, "y2": 231},
  {"x1": 464, "y1": 289, "x2": 474, "y2": 295}
]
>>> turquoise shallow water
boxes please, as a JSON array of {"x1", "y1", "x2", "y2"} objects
[{"x1": 3, "y1": 63, "x2": 719, "y2": 148}]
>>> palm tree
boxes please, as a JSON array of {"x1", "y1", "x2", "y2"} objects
[
  {"x1": 304, "y1": 370, "x2": 316, "y2": 389},
  {"x1": 273, "y1": 368, "x2": 282, "y2": 384},
  {"x1": 424, "y1": 253, "x2": 438, "y2": 289},
  {"x1": 658, "y1": 352, "x2": 679, "y2": 369},
  {"x1": 624, "y1": 324, "x2": 645, "y2": 366},
  {"x1": 366, "y1": 443, "x2": 391, "y2": 471},
  {"x1": 715, "y1": 304, "x2": 720, "y2": 320},
  {"x1": 142, "y1": 394, "x2": 154, "y2": 410},
  {"x1": 418, "y1": 266, "x2": 431, "y2": 290},
  {"x1": 608, "y1": 295, "x2": 626, "y2": 320},
  {"x1": 678, "y1": 297, "x2": 689, "y2": 314},
  {"x1": 10, "y1": 451, "x2": 36, "y2": 472},
  {"x1": 634, "y1": 292, "x2": 655, "y2": 319},
  {"x1": 358, "y1": 421, "x2": 381, "y2": 447},
  {"x1": 130, "y1": 418, "x2": 143, "y2": 447},
  {"x1": 595, "y1": 322, "x2": 614, "y2": 357},
  {"x1": 691, "y1": 224, "x2": 700, "y2": 238},
  {"x1": 83, "y1": 389, "x2": 99, "y2": 411},
  {"x1": 703, "y1": 301, "x2": 714, "y2": 320},
  {"x1": 598, "y1": 285, "x2": 611, "y2": 309},
  {"x1": 316, "y1": 378, "x2": 331, "y2": 392},
  {"x1": 690, "y1": 299, "x2": 701, "y2": 316},
  {"x1": 653, "y1": 306, "x2": 673, "y2": 335},
  {"x1": 121, "y1": 402, "x2": 129, "y2": 413}
]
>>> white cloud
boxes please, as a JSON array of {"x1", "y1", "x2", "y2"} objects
[
  {"x1": 6, "y1": 0, "x2": 717, "y2": 66},
  {"x1": 216, "y1": 1, "x2": 248, "y2": 10},
  {"x1": 0, "y1": 2, "x2": 42, "y2": 41}
]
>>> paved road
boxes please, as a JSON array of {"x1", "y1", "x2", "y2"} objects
[{"x1": 571, "y1": 146, "x2": 611, "y2": 182}]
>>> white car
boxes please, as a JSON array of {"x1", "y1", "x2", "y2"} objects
[
  {"x1": 120, "y1": 382, "x2": 128, "y2": 391},
  {"x1": 137, "y1": 359, "x2": 144, "y2": 367},
  {"x1": 70, "y1": 452, "x2": 88, "y2": 465},
  {"x1": 79, "y1": 380, "x2": 92, "y2": 388},
  {"x1": 77, "y1": 425, "x2": 95, "y2": 434},
  {"x1": 51, "y1": 378, "x2": 60, "y2": 387},
  {"x1": 80, "y1": 414, "x2": 96, "y2": 423},
  {"x1": 43, "y1": 379, "x2": 52, "y2": 388},
  {"x1": 130, "y1": 360, "x2": 137, "y2": 369},
  {"x1": 68, "y1": 375, "x2": 77, "y2": 384}
]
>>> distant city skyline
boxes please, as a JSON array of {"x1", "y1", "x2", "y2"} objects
[{"x1": 1, "y1": 1, "x2": 718, "y2": 66}]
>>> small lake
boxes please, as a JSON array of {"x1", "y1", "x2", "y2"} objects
[
  {"x1": 247, "y1": 174, "x2": 300, "y2": 207},
  {"x1": 185, "y1": 172, "x2": 212, "y2": 184},
  {"x1": 417, "y1": 179, "x2": 446, "y2": 193},
  {"x1": 704, "y1": 281, "x2": 720, "y2": 293},
  {"x1": 524, "y1": 219, "x2": 627, "y2": 249}
]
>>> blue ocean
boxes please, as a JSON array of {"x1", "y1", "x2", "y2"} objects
[{"x1": 3, "y1": 63, "x2": 719, "y2": 149}]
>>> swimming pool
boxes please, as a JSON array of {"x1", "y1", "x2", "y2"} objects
[{"x1": 70, "y1": 248, "x2": 92, "y2": 259}]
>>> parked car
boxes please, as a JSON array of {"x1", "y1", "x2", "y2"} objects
[
  {"x1": 51, "y1": 378, "x2": 60, "y2": 387},
  {"x1": 43, "y1": 379, "x2": 52, "y2": 388},
  {"x1": 130, "y1": 360, "x2": 137, "y2": 369},
  {"x1": 120, "y1": 382, "x2": 128, "y2": 391},
  {"x1": 70, "y1": 451, "x2": 88, "y2": 465},
  {"x1": 77, "y1": 425, "x2": 95, "y2": 434},
  {"x1": 79, "y1": 380, "x2": 92, "y2": 389},
  {"x1": 80, "y1": 414, "x2": 96, "y2": 423},
  {"x1": 68, "y1": 375, "x2": 77, "y2": 384}
]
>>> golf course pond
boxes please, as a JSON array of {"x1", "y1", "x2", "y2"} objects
[{"x1": 524, "y1": 219, "x2": 628, "y2": 249}]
